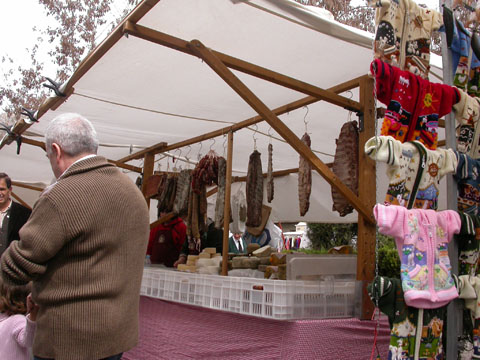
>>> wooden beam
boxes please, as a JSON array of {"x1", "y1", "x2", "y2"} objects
[
  {"x1": 221, "y1": 131, "x2": 234, "y2": 276},
  {"x1": 11, "y1": 181, "x2": 45, "y2": 192},
  {"x1": 106, "y1": 159, "x2": 142, "y2": 173},
  {"x1": 357, "y1": 76, "x2": 377, "y2": 320},
  {"x1": 150, "y1": 212, "x2": 175, "y2": 230},
  {"x1": 10, "y1": 192, "x2": 32, "y2": 210},
  {"x1": 437, "y1": 139, "x2": 446, "y2": 147},
  {"x1": 123, "y1": 22, "x2": 361, "y2": 112},
  {"x1": 141, "y1": 152, "x2": 155, "y2": 209},
  {"x1": 20, "y1": 137, "x2": 142, "y2": 173},
  {"x1": 231, "y1": 164, "x2": 333, "y2": 183},
  {"x1": 206, "y1": 187, "x2": 218, "y2": 197},
  {"x1": 117, "y1": 142, "x2": 167, "y2": 163},
  {"x1": 187, "y1": 39, "x2": 375, "y2": 225},
  {"x1": 120, "y1": 74, "x2": 365, "y2": 163},
  {"x1": 21, "y1": 137, "x2": 46, "y2": 151}
]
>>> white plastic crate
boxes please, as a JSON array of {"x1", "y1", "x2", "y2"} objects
[{"x1": 140, "y1": 266, "x2": 356, "y2": 320}]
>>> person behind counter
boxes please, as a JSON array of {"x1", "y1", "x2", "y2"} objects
[
  {"x1": 147, "y1": 211, "x2": 187, "y2": 267},
  {"x1": 228, "y1": 232, "x2": 246, "y2": 254},
  {"x1": 174, "y1": 217, "x2": 222, "y2": 267}
]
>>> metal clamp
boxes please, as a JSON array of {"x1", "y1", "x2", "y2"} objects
[
  {"x1": 43, "y1": 77, "x2": 66, "y2": 97},
  {"x1": 21, "y1": 107, "x2": 38, "y2": 123}
]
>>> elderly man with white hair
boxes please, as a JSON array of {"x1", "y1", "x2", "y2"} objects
[{"x1": 0, "y1": 113, "x2": 150, "y2": 360}]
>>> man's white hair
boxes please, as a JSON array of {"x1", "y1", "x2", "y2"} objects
[{"x1": 45, "y1": 113, "x2": 99, "y2": 156}]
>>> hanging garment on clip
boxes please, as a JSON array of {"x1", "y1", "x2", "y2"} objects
[
  {"x1": 371, "y1": 59, "x2": 460, "y2": 150},
  {"x1": 369, "y1": 0, "x2": 443, "y2": 79}
]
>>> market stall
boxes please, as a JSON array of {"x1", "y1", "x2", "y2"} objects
[{"x1": 0, "y1": 0, "x2": 461, "y2": 359}]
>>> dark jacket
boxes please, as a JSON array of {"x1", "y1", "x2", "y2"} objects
[
  {"x1": 6, "y1": 201, "x2": 31, "y2": 246},
  {"x1": 228, "y1": 236, "x2": 246, "y2": 254}
]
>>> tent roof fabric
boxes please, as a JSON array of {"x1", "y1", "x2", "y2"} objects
[{"x1": 0, "y1": 0, "x2": 445, "y2": 221}]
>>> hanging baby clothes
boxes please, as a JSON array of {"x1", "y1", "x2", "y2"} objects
[
  {"x1": 455, "y1": 152, "x2": 480, "y2": 216},
  {"x1": 371, "y1": 59, "x2": 460, "y2": 150},
  {"x1": 374, "y1": 204, "x2": 461, "y2": 308},
  {"x1": 456, "y1": 212, "x2": 480, "y2": 276},
  {"x1": 365, "y1": 135, "x2": 457, "y2": 210},
  {"x1": 368, "y1": 0, "x2": 443, "y2": 79},
  {"x1": 452, "y1": 19, "x2": 480, "y2": 97},
  {"x1": 368, "y1": 276, "x2": 447, "y2": 359},
  {"x1": 453, "y1": 88, "x2": 480, "y2": 158},
  {"x1": 455, "y1": 212, "x2": 480, "y2": 358}
]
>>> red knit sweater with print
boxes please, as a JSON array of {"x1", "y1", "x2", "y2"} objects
[{"x1": 371, "y1": 59, "x2": 460, "y2": 150}]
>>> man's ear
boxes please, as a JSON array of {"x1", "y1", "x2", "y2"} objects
[{"x1": 51, "y1": 143, "x2": 62, "y2": 159}]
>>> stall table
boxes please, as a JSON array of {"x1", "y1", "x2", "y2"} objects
[{"x1": 124, "y1": 296, "x2": 391, "y2": 359}]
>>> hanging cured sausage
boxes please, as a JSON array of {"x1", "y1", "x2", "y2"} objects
[
  {"x1": 246, "y1": 150, "x2": 263, "y2": 227},
  {"x1": 298, "y1": 133, "x2": 312, "y2": 216},
  {"x1": 215, "y1": 157, "x2": 227, "y2": 229},
  {"x1": 266, "y1": 143, "x2": 274, "y2": 203},
  {"x1": 173, "y1": 169, "x2": 192, "y2": 217},
  {"x1": 331, "y1": 121, "x2": 358, "y2": 217}
]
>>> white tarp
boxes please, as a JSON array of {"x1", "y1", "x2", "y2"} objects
[{"x1": 0, "y1": 0, "x2": 446, "y2": 221}]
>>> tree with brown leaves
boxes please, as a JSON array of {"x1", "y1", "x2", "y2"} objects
[{"x1": 0, "y1": 0, "x2": 139, "y2": 120}]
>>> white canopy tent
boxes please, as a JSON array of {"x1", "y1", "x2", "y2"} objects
[{"x1": 0, "y1": 0, "x2": 446, "y2": 222}]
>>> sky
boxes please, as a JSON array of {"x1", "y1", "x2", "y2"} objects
[
  {"x1": 0, "y1": 0, "x2": 132, "y2": 82},
  {"x1": 0, "y1": 0, "x2": 443, "y2": 90}
]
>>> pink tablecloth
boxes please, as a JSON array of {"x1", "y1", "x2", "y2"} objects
[{"x1": 124, "y1": 296, "x2": 390, "y2": 359}]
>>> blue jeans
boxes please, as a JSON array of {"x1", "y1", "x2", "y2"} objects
[{"x1": 34, "y1": 353, "x2": 122, "y2": 360}]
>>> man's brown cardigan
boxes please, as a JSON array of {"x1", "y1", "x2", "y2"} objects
[{"x1": 1, "y1": 156, "x2": 150, "y2": 360}]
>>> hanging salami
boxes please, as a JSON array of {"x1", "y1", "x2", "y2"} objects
[
  {"x1": 214, "y1": 157, "x2": 227, "y2": 229},
  {"x1": 246, "y1": 150, "x2": 264, "y2": 227},
  {"x1": 298, "y1": 133, "x2": 312, "y2": 216},
  {"x1": 331, "y1": 121, "x2": 359, "y2": 217},
  {"x1": 191, "y1": 150, "x2": 219, "y2": 194},
  {"x1": 173, "y1": 169, "x2": 192, "y2": 217},
  {"x1": 266, "y1": 143, "x2": 274, "y2": 203}
]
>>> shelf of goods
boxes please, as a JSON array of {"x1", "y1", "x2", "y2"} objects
[{"x1": 141, "y1": 266, "x2": 358, "y2": 320}]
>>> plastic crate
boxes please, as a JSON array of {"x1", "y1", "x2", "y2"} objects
[{"x1": 140, "y1": 267, "x2": 356, "y2": 320}]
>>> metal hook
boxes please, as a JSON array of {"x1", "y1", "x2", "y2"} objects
[
  {"x1": 267, "y1": 126, "x2": 273, "y2": 144},
  {"x1": 223, "y1": 133, "x2": 227, "y2": 156},
  {"x1": 20, "y1": 108, "x2": 38, "y2": 123},
  {"x1": 345, "y1": 90, "x2": 353, "y2": 99},
  {"x1": 303, "y1": 106, "x2": 309, "y2": 133},
  {"x1": 198, "y1": 142, "x2": 203, "y2": 160},
  {"x1": 209, "y1": 137, "x2": 216, "y2": 151},
  {"x1": 252, "y1": 124, "x2": 258, "y2": 150},
  {"x1": 42, "y1": 77, "x2": 66, "y2": 97}
]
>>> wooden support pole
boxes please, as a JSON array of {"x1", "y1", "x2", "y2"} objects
[
  {"x1": 188, "y1": 39, "x2": 375, "y2": 225},
  {"x1": 221, "y1": 131, "x2": 234, "y2": 276},
  {"x1": 357, "y1": 76, "x2": 377, "y2": 319},
  {"x1": 10, "y1": 192, "x2": 32, "y2": 210},
  {"x1": 441, "y1": 0, "x2": 461, "y2": 355},
  {"x1": 142, "y1": 152, "x2": 155, "y2": 209}
]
